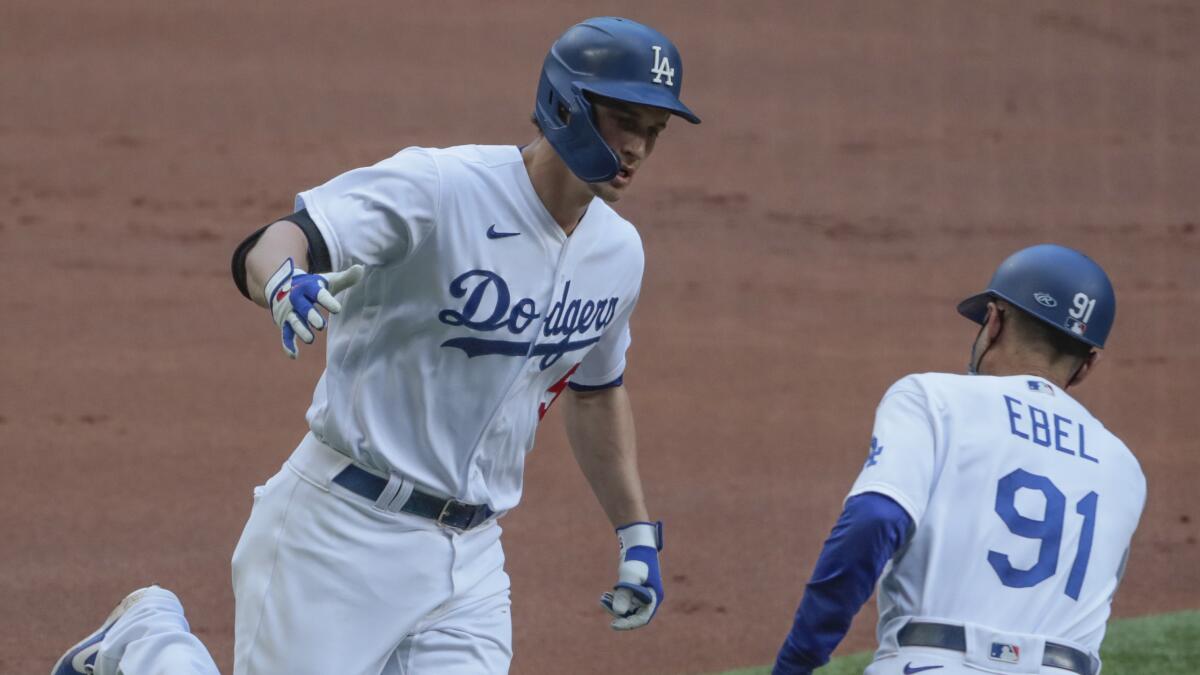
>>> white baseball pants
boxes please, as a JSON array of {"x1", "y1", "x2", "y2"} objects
[
  {"x1": 231, "y1": 435, "x2": 512, "y2": 675},
  {"x1": 93, "y1": 587, "x2": 220, "y2": 675}
]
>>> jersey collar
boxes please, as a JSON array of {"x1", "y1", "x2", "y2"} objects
[{"x1": 511, "y1": 146, "x2": 601, "y2": 244}]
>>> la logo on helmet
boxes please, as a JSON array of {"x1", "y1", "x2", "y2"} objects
[{"x1": 650, "y1": 45, "x2": 675, "y2": 85}]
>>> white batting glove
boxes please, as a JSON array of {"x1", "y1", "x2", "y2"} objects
[
  {"x1": 265, "y1": 257, "x2": 364, "y2": 358},
  {"x1": 599, "y1": 521, "x2": 664, "y2": 631}
]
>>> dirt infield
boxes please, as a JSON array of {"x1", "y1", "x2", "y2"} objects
[{"x1": 3, "y1": 1, "x2": 1198, "y2": 673}]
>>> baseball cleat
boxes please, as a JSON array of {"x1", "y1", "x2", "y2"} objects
[{"x1": 50, "y1": 586, "x2": 155, "y2": 675}]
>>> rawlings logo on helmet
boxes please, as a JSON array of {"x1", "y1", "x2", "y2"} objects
[{"x1": 1033, "y1": 292, "x2": 1057, "y2": 307}]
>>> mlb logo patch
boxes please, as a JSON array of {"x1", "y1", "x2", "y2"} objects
[
  {"x1": 989, "y1": 642, "x2": 1021, "y2": 664},
  {"x1": 1066, "y1": 317, "x2": 1087, "y2": 336},
  {"x1": 1027, "y1": 380, "x2": 1054, "y2": 396}
]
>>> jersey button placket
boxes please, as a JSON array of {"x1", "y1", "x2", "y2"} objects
[{"x1": 531, "y1": 238, "x2": 573, "y2": 371}]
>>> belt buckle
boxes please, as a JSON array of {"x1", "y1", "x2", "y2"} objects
[{"x1": 436, "y1": 499, "x2": 466, "y2": 531}]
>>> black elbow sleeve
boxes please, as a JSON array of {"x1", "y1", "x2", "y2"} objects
[{"x1": 230, "y1": 208, "x2": 333, "y2": 300}]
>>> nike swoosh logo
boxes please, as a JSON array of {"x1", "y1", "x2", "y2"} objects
[
  {"x1": 904, "y1": 664, "x2": 944, "y2": 674},
  {"x1": 486, "y1": 224, "x2": 520, "y2": 239}
]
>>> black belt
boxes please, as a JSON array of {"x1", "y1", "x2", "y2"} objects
[
  {"x1": 898, "y1": 621, "x2": 1095, "y2": 675},
  {"x1": 332, "y1": 464, "x2": 494, "y2": 531}
]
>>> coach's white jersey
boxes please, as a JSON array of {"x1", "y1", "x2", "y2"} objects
[
  {"x1": 848, "y1": 373, "x2": 1145, "y2": 658},
  {"x1": 294, "y1": 145, "x2": 643, "y2": 512}
]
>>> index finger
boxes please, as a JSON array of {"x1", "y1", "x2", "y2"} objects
[{"x1": 324, "y1": 264, "x2": 364, "y2": 295}]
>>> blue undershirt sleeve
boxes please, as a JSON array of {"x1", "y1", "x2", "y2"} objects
[{"x1": 772, "y1": 492, "x2": 914, "y2": 675}]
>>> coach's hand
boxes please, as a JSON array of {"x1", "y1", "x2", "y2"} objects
[
  {"x1": 600, "y1": 521, "x2": 664, "y2": 630},
  {"x1": 265, "y1": 257, "x2": 364, "y2": 358}
]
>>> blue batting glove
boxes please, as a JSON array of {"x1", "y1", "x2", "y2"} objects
[
  {"x1": 599, "y1": 521, "x2": 664, "y2": 630},
  {"x1": 265, "y1": 257, "x2": 363, "y2": 358}
]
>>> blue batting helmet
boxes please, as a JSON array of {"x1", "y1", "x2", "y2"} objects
[
  {"x1": 957, "y1": 244, "x2": 1116, "y2": 349},
  {"x1": 534, "y1": 17, "x2": 701, "y2": 183}
]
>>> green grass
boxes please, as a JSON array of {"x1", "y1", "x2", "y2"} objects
[{"x1": 715, "y1": 610, "x2": 1200, "y2": 675}]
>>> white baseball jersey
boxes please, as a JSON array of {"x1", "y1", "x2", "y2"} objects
[
  {"x1": 295, "y1": 144, "x2": 644, "y2": 512},
  {"x1": 848, "y1": 373, "x2": 1146, "y2": 658}
]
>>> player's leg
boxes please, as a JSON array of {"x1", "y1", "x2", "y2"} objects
[
  {"x1": 231, "y1": 446, "x2": 460, "y2": 675},
  {"x1": 52, "y1": 586, "x2": 219, "y2": 675},
  {"x1": 387, "y1": 523, "x2": 513, "y2": 675}
]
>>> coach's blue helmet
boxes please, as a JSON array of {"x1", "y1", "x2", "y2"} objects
[
  {"x1": 957, "y1": 244, "x2": 1116, "y2": 349},
  {"x1": 535, "y1": 17, "x2": 701, "y2": 183}
]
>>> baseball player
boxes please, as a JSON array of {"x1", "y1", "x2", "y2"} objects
[
  {"x1": 52, "y1": 16, "x2": 699, "y2": 675},
  {"x1": 773, "y1": 244, "x2": 1145, "y2": 675},
  {"x1": 228, "y1": 15, "x2": 699, "y2": 675}
]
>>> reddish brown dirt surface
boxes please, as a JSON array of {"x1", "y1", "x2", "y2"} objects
[{"x1": 3, "y1": 2, "x2": 1198, "y2": 674}]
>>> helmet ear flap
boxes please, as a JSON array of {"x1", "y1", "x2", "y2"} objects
[
  {"x1": 536, "y1": 71, "x2": 570, "y2": 132},
  {"x1": 534, "y1": 75, "x2": 621, "y2": 182}
]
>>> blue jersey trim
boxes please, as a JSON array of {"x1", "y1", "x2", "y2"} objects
[
  {"x1": 773, "y1": 492, "x2": 913, "y2": 674},
  {"x1": 567, "y1": 374, "x2": 624, "y2": 392}
]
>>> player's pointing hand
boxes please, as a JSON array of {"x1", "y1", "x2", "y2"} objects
[{"x1": 265, "y1": 257, "x2": 364, "y2": 359}]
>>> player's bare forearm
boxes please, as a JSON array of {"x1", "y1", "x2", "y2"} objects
[
  {"x1": 244, "y1": 221, "x2": 310, "y2": 307},
  {"x1": 563, "y1": 385, "x2": 650, "y2": 527}
]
